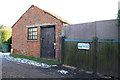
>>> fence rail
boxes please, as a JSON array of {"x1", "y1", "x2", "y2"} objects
[
  {"x1": 64, "y1": 39, "x2": 120, "y2": 43},
  {"x1": 64, "y1": 39, "x2": 93, "y2": 42}
]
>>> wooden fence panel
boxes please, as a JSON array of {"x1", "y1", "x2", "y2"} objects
[
  {"x1": 97, "y1": 42, "x2": 118, "y2": 77},
  {"x1": 62, "y1": 39, "x2": 119, "y2": 77},
  {"x1": 64, "y1": 40, "x2": 93, "y2": 72}
]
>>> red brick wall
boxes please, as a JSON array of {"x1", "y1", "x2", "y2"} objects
[{"x1": 12, "y1": 6, "x2": 65, "y2": 60}]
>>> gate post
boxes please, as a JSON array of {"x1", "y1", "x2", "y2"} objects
[
  {"x1": 59, "y1": 35, "x2": 65, "y2": 64},
  {"x1": 92, "y1": 37, "x2": 98, "y2": 74}
]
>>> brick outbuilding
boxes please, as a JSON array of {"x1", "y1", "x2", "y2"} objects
[{"x1": 12, "y1": 5, "x2": 69, "y2": 60}]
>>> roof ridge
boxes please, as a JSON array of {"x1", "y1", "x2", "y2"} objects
[
  {"x1": 33, "y1": 5, "x2": 71, "y2": 24},
  {"x1": 12, "y1": 5, "x2": 70, "y2": 28}
]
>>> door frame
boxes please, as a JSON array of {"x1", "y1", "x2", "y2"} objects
[{"x1": 40, "y1": 24, "x2": 56, "y2": 59}]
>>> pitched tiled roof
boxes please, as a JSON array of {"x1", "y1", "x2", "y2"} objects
[
  {"x1": 12, "y1": 5, "x2": 70, "y2": 28},
  {"x1": 41, "y1": 9, "x2": 70, "y2": 24},
  {"x1": 34, "y1": 5, "x2": 70, "y2": 24}
]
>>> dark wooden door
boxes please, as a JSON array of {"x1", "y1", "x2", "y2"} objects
[{"x1": 40, "y1": 25, "x2": 55, "y2": 59}]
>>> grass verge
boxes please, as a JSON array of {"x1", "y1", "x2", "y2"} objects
[{"x1": 10, "y1": 53, "x2": 61, "y2": 65}]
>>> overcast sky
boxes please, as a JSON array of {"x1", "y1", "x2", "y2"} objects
[{"x1": 0, "y1": 0, "x2": 119, "y2": 27}]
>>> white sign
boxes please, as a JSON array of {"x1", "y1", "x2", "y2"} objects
[{"x1": 78, "y1": 43, "x2": 90, "y2": 50}]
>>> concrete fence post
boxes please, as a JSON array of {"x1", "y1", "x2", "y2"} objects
[{"x1": 59, "y1": 35, "x2": 65, "y2": 64}]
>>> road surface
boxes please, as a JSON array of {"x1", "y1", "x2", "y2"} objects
[{"x1": 1, "y1": 53, "x2": 102, "y2": 78}]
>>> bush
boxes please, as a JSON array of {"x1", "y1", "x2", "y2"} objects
[
  {"x1": 0, "y1": 26, "x2": 12, "y2": 52},
  {"x1": 1, "y1": 29, "x2": 12, "y2": 43},
  {"x1": 0, "y1": 30, "x2": 2, "y2": 49}
]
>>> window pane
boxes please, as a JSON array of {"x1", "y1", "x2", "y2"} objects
[
  {"x1": 31, "y1": 35, "x2": 33, "y2": 39},
  {"x1": 29, "y1": 32, "x2": 32, "y2": 35},
  {"x1": 28, "y1": 29, "x2": 30, "y2": 31},
  {"x1": 33, "y1": 36, "x2": 37, "y2": 40},
  {"x1": 35, "y1": 36, "x2": 37, "y2": 39},
  {"x1": 33, "y1": 28, "x2": 37, "y2": 31},
  {"x1": 28, "y1": 27, "x2": 37, "y2": 40},
  {"x1": 28, "y1": 28, "x2": 32, "y2": 32},
  {"x1": 33, "y1": 32, "x2": 37, "y2": 35},
  {"x1": 35, "y1": 32, "x2": 37, "y2": 35},
  {"x1": 33, "y1": 36, "x2": 35, "y2": 39},
  {"x1": 28, "y1": 35, "x2": 32, "y2": 39}
]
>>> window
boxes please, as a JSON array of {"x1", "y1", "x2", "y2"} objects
[{"x1": 28, "y1": 27, "x2": 37, "y2": 40}]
